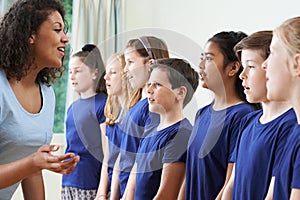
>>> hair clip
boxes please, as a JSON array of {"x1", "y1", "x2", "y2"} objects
[
  {"x1": 82, "y1": 44, "x2": 96, "y2": 52},
  {"x1": 138, "y1": 36, "x2": 154, "y2": 59}
]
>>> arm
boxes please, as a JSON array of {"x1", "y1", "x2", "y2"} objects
[
  {"x1": 0, "y1": 144, "x2": 79, "y2": 189},
  {"x1": 22, "y1": 171, "x2": 45, "y2": 200},
  {"x1": 265, "y1": 176, "x2": 274, "y2": 200},
  {"x1": 122, "y1": 164, "x2": 136, "y2": 200},
  {"x1": 153, "y1": 162, "x2": 186, "y2": 200},
  {"x1": 221, "y1": 163, "x2": 235, "y2": 200},
  {"x1": 110, "y1": 155, "x2": 121, "y2": 200},
  {"x1": 177, "y1": 175, "x2": 186, "y2": 200},
  {"x1": 96, "y1": 126, "x2": 109, "y2": 200},
  {"x1": 216, "y1": 162, "x2": 234, "y2": 200},
  {"x1": 290, "y1": 188, "x2": 300, "y2": 200}
]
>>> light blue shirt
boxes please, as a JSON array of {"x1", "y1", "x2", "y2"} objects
[{"x1": 0, "y1": 69, "x2": 55, "y2": 199}]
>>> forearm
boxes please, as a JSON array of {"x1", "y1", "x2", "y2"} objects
[
  {"x1": 110, "y1": 168, "x2": 120, "y2": 200},
  {"x1": 96, "y1": 165, "x2": 109, "y2": 200},
  {"x1": 0, "y1": 154, "x2": 40, "y2": 189},
  {"x1": 22, "y1": 171, "x2": 45, "y2": 200}
]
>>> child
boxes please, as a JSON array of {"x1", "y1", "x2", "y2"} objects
[
  {"x1": 61, "y1": 44, "x2": 107, "y2": 199},
  {"x1": 185, "y1": 31, "x2": 257, "y2": 200},
  {"x1": 262, "y1": 16, "x2": 300, "y2": 200},
  {"x1": 221, "y1": 31, "x2": 296, "y2": 200},
  {"x1": 96, "y1": 53, "x2": 129, "y2": 200},
  {"x1": 123, "y1": 58, "x2": 199, "y2": 200},
  {"x1": 118, "y1": 36, "x2": 169, "y2": 197}
]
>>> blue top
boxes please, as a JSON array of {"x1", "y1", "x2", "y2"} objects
[
  {"x1": 62, "y1": 93, "x2": 107, "y2": 190},
  {"x1": 118, "y1": 98, "x2": 159, "y2": 196},
  {"x1": 0, "y1": 69, "x2": 55, "y2": 199},
  {"x1": 232, "y1": 109, "x2": 296, "y2": 200},
  {"x1": 185, "y1": 103, "x2": 254, "y2": 200},
  {"x1": 134, "y1": 118, "x2": 192, "y2": 200},
  {"x1": 106, "y1": 122, "x2": 123, "y2": 190},
  {"x1": 272, "y1": 124, "x2": 300, "y2": 199}
]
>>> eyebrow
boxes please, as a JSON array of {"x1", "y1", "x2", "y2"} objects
[
  {"x1": 53, "y1": 22, "x2": 63, "y2": 28},
  {"x1": 205, "y1": 52, "x2": 215, "y2": 56}
]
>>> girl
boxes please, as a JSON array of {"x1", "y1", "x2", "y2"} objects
[
  {"x1": 222, "y1": 31, "x2": 296, "y2": 200},
  {"x1": 123, "y1": 58, "x2": 199, "y2": 200},
  {"x1": 185, "y1": 31, "x2": 257, "y2": 200},
  {"x1": 118, "y1": 36, "x2": 169, "y2": 197},
  {"x1": 96, "y1": 53, "x2": 129, "y2": 200},
  {"x1": 0, "y1": 0, "x2": 79, "y2": 199},
  {"x1": 262, "y1": 16, "x2": 300, "y2": 200},
  {"x1": 61, "y1": 44, "x2": 107, "y2": 199}
]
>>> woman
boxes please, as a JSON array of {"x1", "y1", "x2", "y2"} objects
[{"x1": 0, "y1": 0, "x2": 79, "y2": 199}]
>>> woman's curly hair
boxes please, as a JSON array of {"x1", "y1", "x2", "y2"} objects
[{"x1": 0, "y1": 0, "x2": 66, "y2": 85}]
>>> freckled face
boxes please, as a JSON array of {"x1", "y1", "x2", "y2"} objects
[{"x1": 31, "y1": 11, "x2": 69, "y2": 69}]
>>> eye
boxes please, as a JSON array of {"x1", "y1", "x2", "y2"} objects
[
  {"x1": 206, "y1": 56, "x2": 212, "y2": 61},
  {"x1": 54, "y1": 28, "x2": 62, "y2": 33}
]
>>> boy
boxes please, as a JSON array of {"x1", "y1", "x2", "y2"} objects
[{"x1": 122, "y1": 58, "x2": 199, "y2": 200}]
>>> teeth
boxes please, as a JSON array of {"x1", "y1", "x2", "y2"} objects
[{"x1": 58, "y1": 48, "x2": 65, "y2": 52}]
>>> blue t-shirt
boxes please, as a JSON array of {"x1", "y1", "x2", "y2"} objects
[
  {"x1": 0, "y1": 69, "x2": 55, "y2": 199},
  {"x1": 272, "y1": 124, "x2": 300, "y2": 199},
  {"x1": 118, "y1": 98, "x2": 159, "y2": 196},
  {"x1": 134, "y1": 118, "x2": 192, "y2": 200},
  {"x1": 106, "y1": 122, "x2": 123, "y2": 190},
  {"x1": 62, "y1": 93, "x2": 107, "y2": 190},
  {"x1": 185, "y1": 103, "x2": 254, "y2": 200},
  {"x1": 232, "y1": 109, "x2": 296, "y2": 200}
]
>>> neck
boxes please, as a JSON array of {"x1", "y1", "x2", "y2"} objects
[
  {"x1": 213, "y1": 88, "x2": 242, "y2": 110},
  {"x1": 80, "y1": 89, "x2": 97, "y2": 99},
  {"x1": 158, "y1": 104, "x2": 183, "y2": 130},
  {"x1": 260, "y1": 101, "x2": 291, "y2": 124}
]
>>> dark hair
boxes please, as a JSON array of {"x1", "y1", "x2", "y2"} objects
[
  {"x1": 208, "y1": 31, "x2": 248, "y2": 103},
  {"x1": 0, "y1": 0, "x2": 66, "y2": 85},
  {"x1": 72, "y1": 44, "x2": 107, "y2": 94},
  {"x1": 151, "y1": 58, "x2": 199, "y2": 107},
  {"x1": 234, "y1": 31, "x2": 273, "y2": 61}
]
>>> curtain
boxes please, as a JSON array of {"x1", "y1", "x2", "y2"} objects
[
  {"x1": 0, "y1": 0, "x2": 16, "y2": 17},
  {"x1": 67, "y1": 0, "x2": 124, "y2": 105}
]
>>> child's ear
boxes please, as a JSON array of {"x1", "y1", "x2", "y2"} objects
[
  {"x1": 293, "y1": 53, "x2": 300, "y2": 77},
  {"x1": 228, "y1": 61, "x2": 241, "y2": 77},
  {"x1": 176, "y1": 86, "x2": 187, "y2": 102},
  {"x1": 92, "y1": 68, "x2": 98, "y2": 80},
  {"x1": 148, "y1": 58, "x2": 155, "y2": 64}
]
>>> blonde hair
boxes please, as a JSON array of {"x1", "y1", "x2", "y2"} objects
[
  {"x1": 274, "y1": 16, "x2": 300, "y2": 66},
  {"x1": 104, "y1": 53, "x2": 131, "y2": 125}
]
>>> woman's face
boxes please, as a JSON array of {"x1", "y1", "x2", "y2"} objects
[
  {"x1": 262, "y1": 35, "x2": 293, "y2": 102},
  {"x1": 124, "y1": 48, "x2": 150, "y2": 90},
  {"x1": 198, "y1": 41, "x2": 226, "y2": 92},
  {"x1": 69, "y1": 56, "x2": 97, "y2": 96},
  {"x1": 239, "y1": 49, "x2": 268, "y2": 103},
  {"x1": 104, "y1": 58, "x2": 123, "y2": 96},
  {"x1": 30, "y1": 10, "x2": 69, "y2": 69}
]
